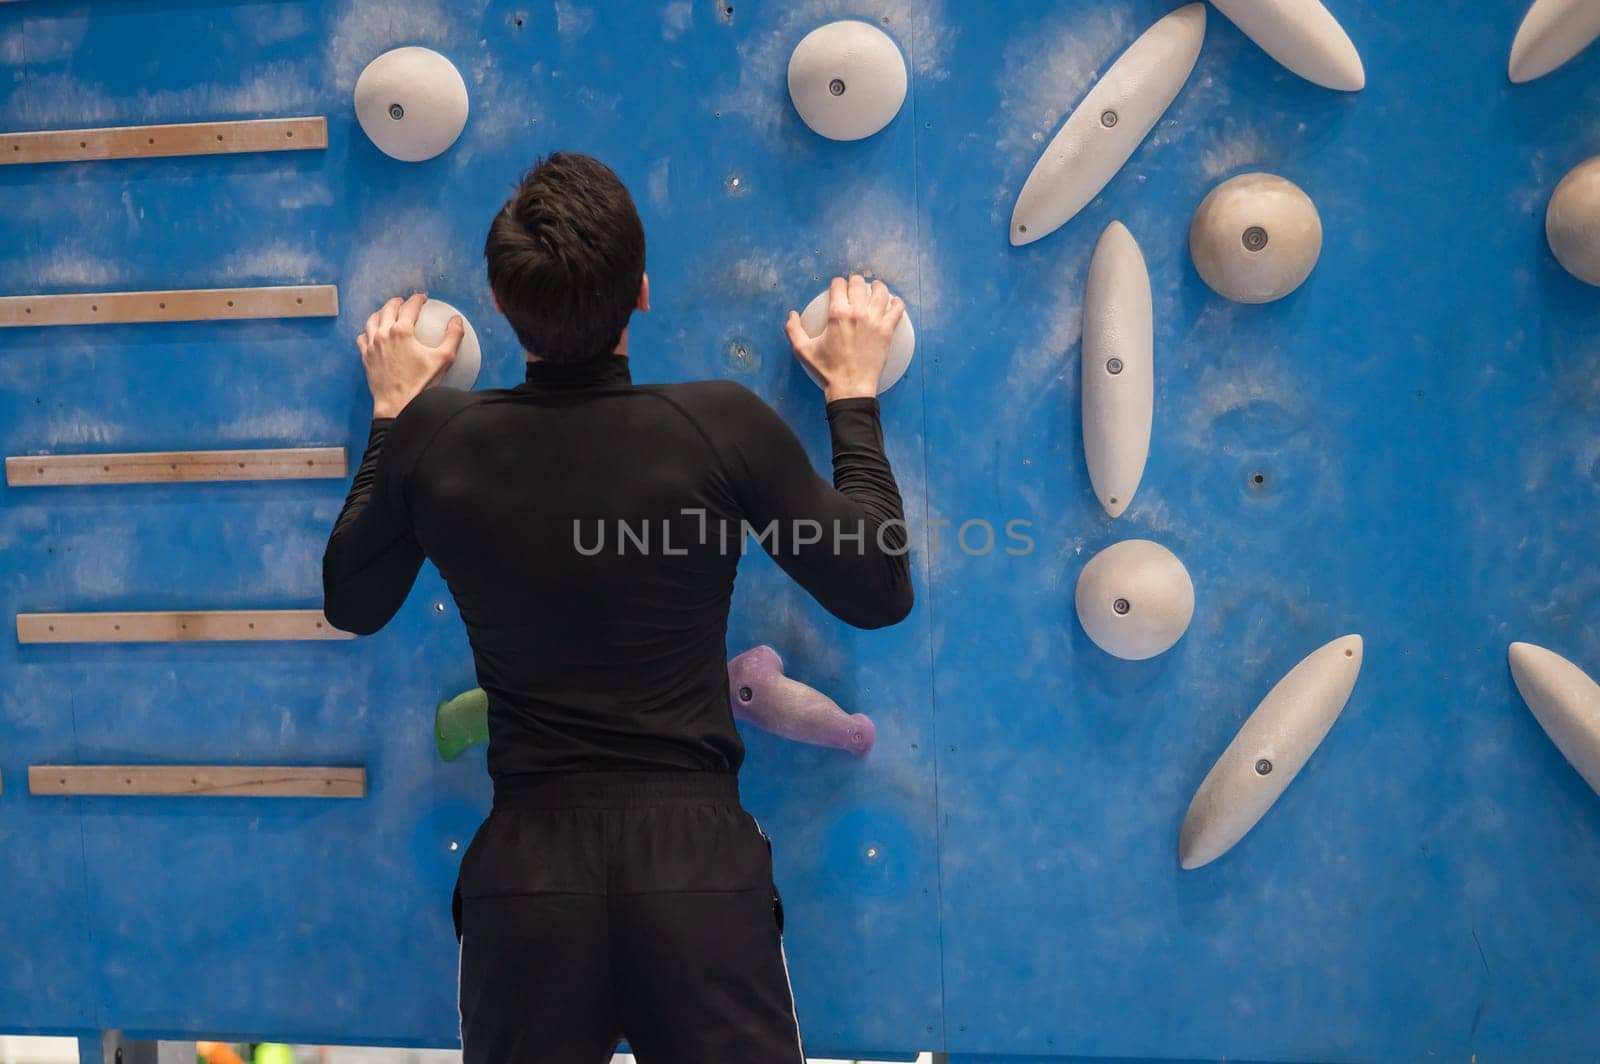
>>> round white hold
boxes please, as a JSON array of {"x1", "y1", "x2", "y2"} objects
[
  {"x1": 787, "y1": 20, "x2": 908, "y2": 141},
  {"x1": 354, "y1": 46, "x2": 469, "y2": 162},
  {"x1": 1075, "y1": 539, "x2": 1195, "y2": 660},
  {"x1": 1190, "y1": 173, "x2": 1322, "y2": 304},
  {"x1": 1547, "y1": 155, "x2": 1600, "y2": 286},
  {"x1": 414, "y1": 298, "x2": 481, "y2": 391},
  {"x1": 797, "y1": 287, "x2": 915, "y2": 394}
]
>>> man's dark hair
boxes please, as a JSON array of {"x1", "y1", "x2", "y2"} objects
[{"x1": 484, "y1": 152, "x2": 646, "y2": 363}]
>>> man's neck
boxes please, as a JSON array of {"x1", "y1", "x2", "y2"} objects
[{"x1": 525, "y1": 334, "x2": 629, "y2": 363}]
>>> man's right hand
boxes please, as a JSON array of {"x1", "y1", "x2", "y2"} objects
[{"x1": 784, "y1": 274, "x2": 906, "y2": 403}]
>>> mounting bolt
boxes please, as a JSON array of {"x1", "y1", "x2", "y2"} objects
[
  {"x1": 829, "y1": 78, "x2": 846, "y2": 96},
  {"x1": 1242, "y1": 225, "x2": 1269, "y2": 252},
  {"x1": 1255, "y1": 758, "x2": 1273, "y2": 775},
  {"x1": 1106, "y1": 357, "x2": 1124, "y2": 375},
  {"x1": 388, "y1": 103, "x2": 405, "y2": 120},
  {"x1": 1113, "y1": 597, "x2": 1131, "y2": 615},
  {"x1": 738, "y1": 685, "x2": 754, "y2": 702},
  {"x1": 1100, "y1": 109, "x2": 1119, "y2": 128}
]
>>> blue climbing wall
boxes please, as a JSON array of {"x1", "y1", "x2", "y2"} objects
[{"x1": 2, "y1": 1, "x2": 1598, "y2": 1061}]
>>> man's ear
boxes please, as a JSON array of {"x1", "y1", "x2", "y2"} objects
[{"x1": 637, "y1": 273, "x2": 650, "y2": 313}]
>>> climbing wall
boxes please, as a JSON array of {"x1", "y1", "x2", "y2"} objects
[{"x1": 2, "y1": 1, "x2": 1598, "y2": 1062}]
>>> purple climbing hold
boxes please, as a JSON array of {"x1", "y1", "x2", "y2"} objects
[{"x1": 726, "y1": 645, "x2": 876, "y2": 756}]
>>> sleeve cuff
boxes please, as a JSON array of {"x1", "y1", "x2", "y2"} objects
[{"x1": 824, "y1": 396, "x2": 881, "y2": 418}]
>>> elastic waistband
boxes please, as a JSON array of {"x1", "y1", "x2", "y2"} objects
[{"x1": 492, "y1": 770, "x2": 741, "y2": 810}]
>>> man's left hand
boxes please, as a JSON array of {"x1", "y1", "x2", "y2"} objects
[{"x1": 360, "y1": 292, "x2": 464, "y2": 419}]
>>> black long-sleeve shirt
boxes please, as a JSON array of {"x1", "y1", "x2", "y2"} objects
[{"x1": 322, "y1": 354, "x2": 912, "y2": 783}]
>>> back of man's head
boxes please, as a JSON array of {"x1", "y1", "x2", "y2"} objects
[{"x1": 484, "y1": 152, "x2": 646, "y2": 364}]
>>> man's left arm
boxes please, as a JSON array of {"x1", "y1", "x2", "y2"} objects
[
  {"x1": 322, "y1": 292, "x2": 464, "y2": 635},
  {"x1": 322, "y1": 418, "x2": 425, "y2": 635}
]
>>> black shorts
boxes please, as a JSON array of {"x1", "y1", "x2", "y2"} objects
[{"x1": 453, "y1": 771, "x2": 805, "y2": 1064}]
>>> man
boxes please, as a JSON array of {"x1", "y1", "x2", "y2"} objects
[{"x1": 322, "y1": 152, "x2": 912, "y2": 1063}]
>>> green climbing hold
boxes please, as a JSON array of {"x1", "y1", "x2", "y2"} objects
[{"x1": 436, "y1": 687, "x2": 489, "y2": 762}]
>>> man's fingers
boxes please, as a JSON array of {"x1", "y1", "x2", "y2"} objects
[
  {"x1": 377, "y1": 296, "x2": 404, "y2": 333},
  {"x1": 827, "y1": 276, "x2": 849, "y2": 318},
  {"x1": 397, "y1": 292, "x2": 428, "y2": 333},
  {"x1": 438, "y1": 314, "x2": 466, "y2": 357},
  {"x1": 364, "y1": 310, "x2": 382, "y2": 343},
  {"x1": 883, "y1": 295, "x2": 907, "y2": 333},
  {"x1": 847, "y1": 273, "x2": 869, "y2": 308},
  {"x1": 869, "y1": 279, "x2": 891, "y2": 311},
  {"x1": 356, "y1": 333, "x2": 370, "y2": 360},
  {"x1": 784, "y1": 310, "x2": 815, "y2": 355}
]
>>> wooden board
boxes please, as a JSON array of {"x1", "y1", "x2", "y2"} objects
[
  {"x1": 15, "y1": 610, "x2": 354, "y2": 644},
  {"x1": 28, "y1": 765, "x2": 366, "y2": 799},
  {"x1": 0, "y1": 285, "x2": 338, "y2": 327},
  {"x1": 6, "y1": 447, "x2": 347, "y2": 486},
  {"x1": 1, "y1": 117, "x2": 328, "y2": 165}
]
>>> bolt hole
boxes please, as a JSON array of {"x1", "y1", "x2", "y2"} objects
[
  {"x1": 79, "y1": 141, "x2": 86, "y2": 148},
  {"x1": 1255, "y1": 758, "x2": 1273, "y2": 775},
  {"x1": 1106, "y1": 357, "x2": 1123, "y2": 375},
  {"x1": 1017, "y1": 224, "x2": 1028, "y2": 234},
  {"x1": 738, "y1": 685, "x2": 753, "y2": 702},
  {"x1": 1242, "y1": 226, "x2": 1269, "y2": 252},
  {"x1": 829, "y1": 77, "x2": 846, "y2": 96},
  {"x1": 1345, "y1": 648, "x2": 1354, "y2": 657},
  {"x1": 1112, "y1": 597, "x2": 1131, "y2": 616},
  {"x1": 1251, "y1": 472, "x2": 1265, "y2": 486},
  {"x1": 389, "y1": 103, "x2": 405, "y2": 121},
  {"x1": 1100, "y1": 109, "x2": 1118, "y2": 128}
]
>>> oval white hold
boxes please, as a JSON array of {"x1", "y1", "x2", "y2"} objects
[
  {"x1": 415, "y1": 298, "x2": 481, "y2": 391},
  {"x1": 1082, "y1": 221, "x2": 1153, "y2": 519},
  {"x1": 354, "y1": 46, "x2": 469, "y2": 162},
  {"x1": 797, "y1": 288, "x2": 915, "y2": 393},
  {"x1": 1509, "y1": 0, "x2": 1600, "y2": 83},
  {"x1": 1190, "y1": 172, "x2": 1322, "y2": 303},
  {"x1": 1179, "y1": 634, "x2": 1363, "y2": 870},
  {"x1": 1209, "y1": 0, "x2": 1365, "y2": 91},
  {"x1": 787, "y1": 20, "x2": 908, "y2": 141},
  {"x1": 1546, "y1": 156, "x2": 1600, "y2": 286},
  {"x1": 1075, "y1": 539, "x2": 1194, "y2": 660},
  {"x1": 1010, "y1": 4, "x2": 1207, "y2": 247},
  {"x1": 1508, "y1": 642, "x2": 1600, "y2": 798}
]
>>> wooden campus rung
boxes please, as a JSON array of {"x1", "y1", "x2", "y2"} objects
[
  {"x1": 28, "y1": 765, "x2": 366, "y2": 799},
  {"x1": 0, "y1": 285, "x2": 338, "y2": 327},
  {"x1": 2, "y1": 116, "x2": 328, "y2": 166},
  {"x1": 6, "y1": 447, "x2": 347, "y2": 487},
  {"x1": 16, "y1": 610, "x2": 353, "y2": 644}
]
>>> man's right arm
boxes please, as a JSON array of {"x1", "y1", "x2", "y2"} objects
[{"x1": 711, "y1": 383, "x2": 913, "y2": 630}]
